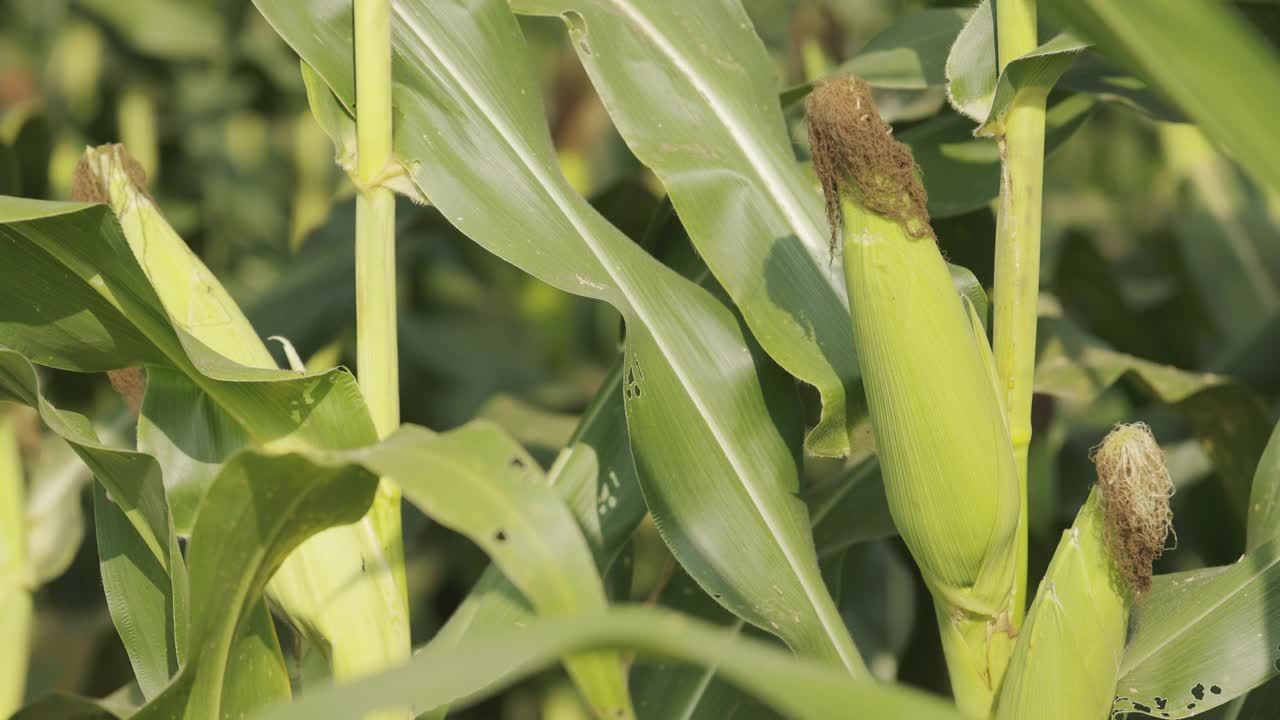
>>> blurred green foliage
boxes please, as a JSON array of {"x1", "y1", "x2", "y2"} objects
[{"x1": 2, "y1": 0, "x2": 1278, "y2": 717}]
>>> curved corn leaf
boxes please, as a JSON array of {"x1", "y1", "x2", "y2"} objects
[
  {"x1": 0, "y1": 187, "x2": 408, "y2": 687},
  {"x1": 25, "y1": 420, "x2": 118, "y2": 586},
  {"x1": 945, "y1": 1, "x2": 1087, "y2": 135},
  {"x1": 133, "y1": 451, "x2": 376, "y2": 720},
  {"x1": 1045, "y1": 0, "x2": 1280, "y2": 194},
  {"x1": 422, "y1": 361, "x2": 645, "y2": 670},
  {"x1": 129, "y1": 421, "x2": 630, "y2": 719},
  {"x1": 1035, "y1": 300, "x2": 1273, "y2": 525},
  {"x1": 255, "y1": 606, "x2": 964, "y2": 720},
  {"x1": 252, "y1": 0, "x2": 861, "y2": 674},
  {"x1": 1116, "y1": 538, "x2": 1280, "y2": 718},
  {"x1": 779, "y1": 8, "x2": 969, "y2": 114},
  {"x1": 1, "y1": 349, "x2": 291, "y2": 713},
  {"x1": 627, "y1": 457, "x2": 900, "y2": 718},
  {"x1": 0, "y1": 349, "x2": 188, "y2": 700},
  {"x1": 513, "y1": 0, "x2": 860, "y2": 458}
]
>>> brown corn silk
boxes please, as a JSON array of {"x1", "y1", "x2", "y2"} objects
[
  {"x1": 805, "y1": 76, "x2": 934, "y2": 246},
  {"x1": 1092, "y1": 422, "x2": 1175, "y2": 594}
]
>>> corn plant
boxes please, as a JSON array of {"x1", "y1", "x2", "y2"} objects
[{"x1": 2, "y1": 1, "x2": 1280, "y2": 719}]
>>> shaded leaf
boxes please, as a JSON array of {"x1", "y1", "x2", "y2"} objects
[
  {"x1": 255, "y1": 606, "x2": 964, "y2": 720},
  {"x1": 1035, "y1": 300, "x2": 1273, "y2": 527}
]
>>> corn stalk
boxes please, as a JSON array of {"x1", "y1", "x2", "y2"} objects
[{"x1": 991, "y1": 0, "x2": 1045, "y2": 625}]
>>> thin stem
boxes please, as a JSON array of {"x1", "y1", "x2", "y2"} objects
[
  {"x1": 992, "y1": 0, "x2": 1045, "y2": 629},
  {"x1": 355, "y1": 0, "x2": 398, "y2": 438},
  {"x1": 351, "y1": 1, "x2": 409, "y2": 708}
]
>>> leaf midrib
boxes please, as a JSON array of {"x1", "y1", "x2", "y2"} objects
[{"x1": 394, "y1": 0, "x2": 855, "y2": 671}]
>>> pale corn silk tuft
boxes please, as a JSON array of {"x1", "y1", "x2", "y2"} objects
[{"x1": 1091, "y1": 422, "x2": 1176, "y2": 594}]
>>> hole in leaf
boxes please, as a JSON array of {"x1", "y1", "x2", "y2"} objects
[
  {"x1": 1192, "y1": 684, "x2": 1206, "y2": 701},
  {"x1": 510, "y1": 456, "x2": 525, "y2": 469},
  {"x1": 1210, "y1": 686, "x2": 1222, "y2": 695},
  {"x1": 1132, "y1": 703, "x2": 1151, "y2": 713},
  {"x1": 494, "y1": 529, "x2": 508, "y2": 543},
  {"x1": 1154, "y1": 697, "x2": 1167, "y2": 710}
]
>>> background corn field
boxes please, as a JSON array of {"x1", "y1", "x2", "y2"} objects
[{"x1": 2, "y1": 0, "x2": 1280, "y2": 718}]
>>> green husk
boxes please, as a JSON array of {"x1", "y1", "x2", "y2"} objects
[
  {"x1": 995, "y1": 423, "x2": 1173, "y2": 719},
  {"x1": 808, "y1": 77, "x2": 1020, "y2": 717}
]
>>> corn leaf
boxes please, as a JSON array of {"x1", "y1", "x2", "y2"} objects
[
  {"x1": 513, "y1": 0, "x2": 861, "y2": 458},
  {"x1": 1116, "y1": 538, "x2": 1280, "y2": 718},
  {"x1": 423, "y1": 360, "x2": 645, "y2": 668},
  {"x1": 255, "y1": 606, "x2": 964, "y2": 720},
  {"x1": 945, "y1": 0, "x2": 1087, "y2": 135},
  {"x1": 0, "y1": 348, "x2": 188, "y2": 700},
  {"x1": 128, "y1": 421, "x2": 630, "y2": 719},
  {"x1": 0, "y1": 191, "x2": 408, "y2": 689},
  {"x1": 131, "y1": 451, "x2": 376, "y2": 720},
  {"x1": 252, "y1": 0, "x2": 861, "y2": 673},
  {"x1": 1044, "y1": 0, "x2": 1280, "y2": 194},
  {"x1": 1035, "y1": 299, "x2": 1273, "y2": 527}
]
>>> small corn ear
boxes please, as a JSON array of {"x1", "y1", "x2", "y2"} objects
[
  {"x1": 995, "y1": 423, "x2": 1173, "y2": 720},
  {"x1": 809, "y1": 77, "x2": 1020, "y2": 716}
]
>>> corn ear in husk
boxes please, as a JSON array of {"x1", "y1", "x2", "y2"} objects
[
  {"x1": 995, "y1": 423, "x2": 1173, "y2": 720},
  {"x1": 808, "y1": 77, "x2": 1020, "y2": 716}
]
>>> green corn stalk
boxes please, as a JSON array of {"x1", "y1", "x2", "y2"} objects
[
  {"x1": 807, "y1": 77, "x2": 1020, "y2": 718},
  {"x1": 995, "y1": 423, "x2": 1174, "y2": 719},
  {"x1": 0, "y1": 408, "x2": 31, "y2": 718},
  {"x1": 74, "y1": 144, "x2": 410, "y2": 691}
]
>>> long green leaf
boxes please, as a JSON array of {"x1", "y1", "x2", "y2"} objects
[
  {"x1": 255, "y1": 606, "x2": 964, "y2": 720},
  {"x1": 93, "y1": 478, "x2": 184, "y2": 698},
  {"x1": 1116, "y1": 538, "x2": 1280, "y2": 718},
  {"x1": 1035, "y1": 300, "x2": 1273, "y2": 525},
  {"x1": 252, "y1": 0, "x2": 861, "y2": 674},
  {"x1": 1044, "y1": 0, "x2": 1280, "y2": 194},
  {"x1": 514, "y1": 0, "x2": 861, "y2": 458}
]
